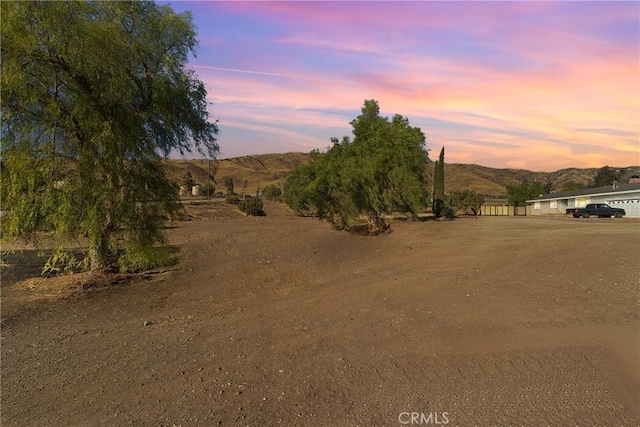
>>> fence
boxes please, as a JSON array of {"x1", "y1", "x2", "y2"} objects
[{"x1": 479, "y1": 204, "x2": 527, "y2": 216}]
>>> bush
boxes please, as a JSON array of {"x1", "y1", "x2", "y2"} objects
[
  {"x1": 226, "y1": 196, "x2": 240, "y2": 205},
  {"x1": 282, "y1": 161, "x2": 317, "y2": 216},
  {"x1": 449, "y1": 190, "x2": 484, "y2": 215},
  {"x1": 118, "y1": 244, "x2": 176, "y2": 273},
  {"x1": 238, "y1": 197, "x2": 265, "y2": 216},
  {"x1": 441, "y1": 205, "x2": 456, "y2": 219},
  {"x1": 41, "y1": 249, "x2": 81, "y2": 277},
  {"x1": 262, "y1": 184, "x2": 282, "y2": 201},
  {"x1": 201, "y1": 183, "x2": 215, "y2": 196}
]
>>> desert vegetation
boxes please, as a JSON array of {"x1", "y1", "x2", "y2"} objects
[
  {"x1": 448, "y1": 190, "x2": 485, "y2": 216},
  {"x1": 237, "y1": 197, "x2": 265, "y2": 216},
  {"x1": 283, "y1": 100, "x2": 429, "y2": 234},
  {"x1": 165, "y1": 156, "x2": 639, "y2": 201},
  {"x1": 1, "y1": 2, "x2": 639, "y2": 425},
  {"x1": 261, "y1": 184, "x2": 283, "y2": 201},
  {"x1": 1, "y1": 1, "x2": 218, "y2": 273},
  {"x1": 506, "y1": 180, "x2": 553, "y2": 207}
]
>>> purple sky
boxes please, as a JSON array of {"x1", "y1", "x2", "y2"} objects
[{"x1": 164, "y1": 1, "x2": 639, "y2": 171}]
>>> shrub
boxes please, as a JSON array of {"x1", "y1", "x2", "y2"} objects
[
  {"x1": 201, "y1": 183, "x2": 215, "y2": 196},
  {"x1": 226, "y1": 196, "x2": 240, "y2": 205},
  {"x1": 262, "y1": 184, "x2": 282, "y2": 201},
  {"x1": 41, "y1": 249, "x2": 80, "y2": 277},
  {"x1": 118, "y1": 244, "x2": 176, "y2": 273},
  {"x1": 238, "y1": 197, "x2": 265, "y2": 216},
  {"x1": 441, "y1": 205, "x2": 456, "y2": 219},
  {"x1": 449, "y1": 190, "x2": 485, "y2": 215}
]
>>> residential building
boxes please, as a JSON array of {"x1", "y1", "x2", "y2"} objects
[{"x1": 526, "y1": 183, "x2": 640, "y2": 217}]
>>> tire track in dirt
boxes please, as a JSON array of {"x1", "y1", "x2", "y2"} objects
[{"x1": 1, "y1": 214, "x2": 638, "y2": 426}]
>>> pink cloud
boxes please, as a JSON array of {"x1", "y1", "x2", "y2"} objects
[
  {"x1": 197, "y1": 55, "x2": 638, "y2": 170},
  {"x1": 181, "y1": 1, "x2": 638, "y2": 170}
]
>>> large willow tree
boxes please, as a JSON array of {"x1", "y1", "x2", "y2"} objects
[{"x1": 1, "y1": 1, "x2": 219, "y2": 271}]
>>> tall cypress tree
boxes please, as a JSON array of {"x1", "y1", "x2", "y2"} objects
[
  {"x1": 433, "y1": 147, "x2": 445, "y2": 217},
  {"x1": 432, "y1": 160, "x2": 439, "y2": 204},
  {"x1": 437, "y1": 147, "x2": 445, "y2": 199}
]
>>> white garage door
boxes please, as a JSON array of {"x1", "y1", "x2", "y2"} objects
[{"x1": 607, "y1": 199, "x2": 640, "y2": 218}]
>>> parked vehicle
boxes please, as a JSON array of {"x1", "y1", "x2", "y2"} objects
[{"x1": 566, "y1": 203, "x2": 626, "y2": 218}]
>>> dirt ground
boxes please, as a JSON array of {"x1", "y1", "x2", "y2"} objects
[{"x1": 1, "y1": 201, "x2": 639, "y2": 426}]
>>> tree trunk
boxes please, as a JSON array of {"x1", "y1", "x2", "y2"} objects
[
  {"x1": 89, "y1": 233, "x2": 109, "y2": 272},
  {"x1": 365, "y1": 214, "x2": 388, "y2": 235}
]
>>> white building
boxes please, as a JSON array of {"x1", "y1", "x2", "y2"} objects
[{"x1": 526, "y1": 182, "x2": 640, "y2": 218}]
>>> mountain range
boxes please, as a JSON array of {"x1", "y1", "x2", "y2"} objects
[{"x1": 165, "y1": 152, "x2": 640, "y2": 197}]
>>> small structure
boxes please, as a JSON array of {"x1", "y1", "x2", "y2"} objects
[
  {"x1": 479, "y1": 198, "x2": 527, "y2": 216},
  {"x1": 526, "y1": 182, "x2": 640, "y2": 217},
  {"x1": 192, "y1": 185, "x2": 201, "y2": 196},
  {"x1": 479, "y1": 198, "x2": 509, "y2": 216}
]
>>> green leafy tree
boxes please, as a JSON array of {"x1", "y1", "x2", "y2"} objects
[
  {"x1": 283, "y1": 100, "x2": 428, "y2": 233},
  {"x1": 432, "y1": 161, "x2": 439, "y2": 209},
  {"x1": 432, "y1": 147, "x2": 445, "y2": 217},
  {"x1": 506, "y1": 180, "x2": 546, "y2": 206},
  {"x1": 282, "y1": 153, "x2": 322, "y2": 216},
  {"x1": 449, "y1": 190, "x2": 485, "y2": 214},
  {"x1": 1, "y1": 1, "x2": 219, "y2": 272},
  {"x1": 592, "y1": 166, "x2": 623, "y2": 187},
  {"x1": 560, "y1": 181, "x2": 584, "y2": 192}
]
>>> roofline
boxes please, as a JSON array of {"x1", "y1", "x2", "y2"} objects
[{"x1": 526, "y1": 188, "x2": 640, "y2": 203}]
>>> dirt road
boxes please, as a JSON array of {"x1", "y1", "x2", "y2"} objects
[{"x1": 2, "y1": 202, "x2": 639, "y2": 426}]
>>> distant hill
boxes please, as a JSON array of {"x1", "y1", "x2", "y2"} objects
[
  {"x1": 166, "y1": 153, "x2": 640, "y2": 197},
  {"x1": 434, "y1": 163, "x2": 640, "y2": 197},
  {"x1": 165, "y1": 152, "x2": 310, "y2": 195}
]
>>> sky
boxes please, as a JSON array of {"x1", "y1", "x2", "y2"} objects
[{"x1": 163, "y1": 1, "x2": 640, "y2": 171}]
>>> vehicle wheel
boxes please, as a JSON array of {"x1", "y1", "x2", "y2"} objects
[
  {"x1": 572, "y1": 214, "x2": 579, "y2": 218},
  {"x1": 614, "y1": 212, "x2": 623, "y2": 218},
  {"x1": 583, "y1": 212, "x2": 590, "y2": 218}
]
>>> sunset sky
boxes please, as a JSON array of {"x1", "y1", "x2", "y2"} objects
[{"x1": 164, "y1": 1, "x2": 639, "y2": 171}]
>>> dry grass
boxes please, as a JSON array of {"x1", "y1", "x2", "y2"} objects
[
  {"x1": 13, "y1": 272, "x2": 96, "y2": 297},
  {"x1": 166, "y1": 152, "x2": 637, "y2": 197},
  {"x1": 11, "y1": 270, "x2": 174, "y2": 303}
]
